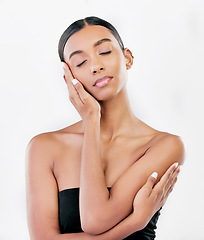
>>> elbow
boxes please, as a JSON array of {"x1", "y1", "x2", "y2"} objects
[{"x1": 81, "y1": 213, "x2": 107, "y2": 235}]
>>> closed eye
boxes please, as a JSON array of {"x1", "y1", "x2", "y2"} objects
[
  {"x1": 76, "y1": 51, "x2": 111, "y2": 67},
  {"x1": 76, "y1": 60, "x2": 87, "y2": 67},
  {"x1": 100, "y1": 50, "x2": 112, "y2": 55}
]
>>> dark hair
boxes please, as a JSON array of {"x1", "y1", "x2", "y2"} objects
[{"x1": 58, "y1": 16, "x2": 125, "y2": 62}]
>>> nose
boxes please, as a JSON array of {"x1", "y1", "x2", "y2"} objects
[{"x1": 90, "y1": 58, "x2": 105, "y2": 75}]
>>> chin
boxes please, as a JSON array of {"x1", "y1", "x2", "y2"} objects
[
  {"x1": 85, "y1": 77, "x2": 127, "y2": 101},
  {"x1": 93, "y1": 86, "x2": 124, "y2": 101}
]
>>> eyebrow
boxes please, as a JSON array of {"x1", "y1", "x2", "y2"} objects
[{"x1": 69, "y1": 38, "x2": 112, "y2": 60}]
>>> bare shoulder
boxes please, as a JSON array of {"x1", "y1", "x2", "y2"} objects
[
  {"x1": 148, "y1": 130, "x2": 186, "y2": 165},
  {"x1": 26, "y1": 131, "x2": 59, "y2": 158},
  {"x1": 135, "y1": 119, "x2": 185, "y2": 161},
  {"x1": 26, "y1": 120, "x2": 84, "y2": 164},
  {"x1": 27, "y1": 120, "x2": 84, "y2": 145}
]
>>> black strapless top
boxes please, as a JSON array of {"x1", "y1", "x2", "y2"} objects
[{"x1": 58, "y1": 188, "x2": 161, "y2": 239}]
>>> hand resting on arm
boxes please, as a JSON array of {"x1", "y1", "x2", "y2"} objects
[
  {"x1": 62, "y1": 62, "x2": 185, "y2": 234},
  {"x1": 26, "y1": 134, "x2": 181, "y2": 240}
]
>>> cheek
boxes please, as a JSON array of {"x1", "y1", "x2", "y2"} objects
[
  {"x1": 110, "y1": 53, "x2": 127, "y2": 78},
  {"x1": 70, "y1": 67, "x2": 95, "y2": 96},
  {"x1": 69, "y1": 65, "x2": 89, "y2": 84},
  {"x1": 111, "y1": 54, "x2": 128, "y2": 89}
]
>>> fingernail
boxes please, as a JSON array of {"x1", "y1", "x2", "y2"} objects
[
  {"x1": 151, "y1": 172, "x2": 158, "y2": 179},
  {"x1": 175, "y1": 162, "x2": 179, "y2": 168},
  {"x1": 72, "y1": 79, "x2": 79, "y2": 85}
]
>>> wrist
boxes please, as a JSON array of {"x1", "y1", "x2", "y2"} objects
[
  {"x1": 103, "y1": 213, "x2": 142, "y2": 240},
  {"x1": 131, "y1": 211, "x2": 147, "y2": 231},
  {"x1": 127, "y1": 213, "x2": 142, "y2": 233},
  {"x1": 83, "y1": 114, "x2": 100, "y2": 128}
]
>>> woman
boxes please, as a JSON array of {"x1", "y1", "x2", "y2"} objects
[{"x1": 26, "y1": 16, "x2": 184, "y2": 239}]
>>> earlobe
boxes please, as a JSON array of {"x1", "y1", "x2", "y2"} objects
[{"x1": 126, "y1": 64, "x2": 131, "y2": 70}]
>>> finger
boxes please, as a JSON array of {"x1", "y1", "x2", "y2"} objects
[
  {"x1": 62, "y1": 62, "x2": 74, "y2": 84},
  {"x1": 62, "y1": 62, "x2": 83, "y2": 106},
  {"x1": 163, "y1": 164, "x2": 180, "y2": 194},
  {"x1": 72, "y1": 79, "x2": 90, "y2": 104},
  {"x1": 141, "y1": 172, "x2": 158, "y2": 197},
  {"x1": 154, "y1": 162, "x2": 178, "y2": 193},
  {"x1": 160, "y1": 175, "x2": 178, "y2": 207},
  {"x1": 151, "y1": 162, "x2": 179, "y2": 202},
  {"x1": 158, "y1": 165, "x2": 181, "y2": 208},
  {"x1": 162, "y1": 162, "x2": 179, "y2": 185},
  {"x1": 62, "y1": 62, "x2": 77, "y2": 93},
  {"x1": 166, "y1": 175, "x2": 178, "y2": 197},
  {"x1": 162, "y1": 164, "x2": 181, "y2": 200}
]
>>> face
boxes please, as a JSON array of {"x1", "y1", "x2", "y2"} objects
[{"x1": 63, "y1": 25, "x2": 133, "y2": 101}]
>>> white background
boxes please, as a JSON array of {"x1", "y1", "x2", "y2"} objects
[{"x1": 0, "y1": 0, "x2": 204, "y2": 239}]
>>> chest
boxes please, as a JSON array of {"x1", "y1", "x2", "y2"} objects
[{"x1": 54, "y1": 136, "x2": 151, "y2": 191}]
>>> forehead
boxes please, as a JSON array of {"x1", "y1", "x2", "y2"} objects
[{"x1": 64, "y1": 25, "x2": 120, "y2": 56}]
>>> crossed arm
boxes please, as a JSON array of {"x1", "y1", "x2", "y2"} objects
[
  {"x1": 79, "y1": 115, "x2": 184, "y2": 234},
  {"x1": 26, "y1": 133, "x2": 182, "y2": 240},
  {"x1": 62, "y1": 62, "x2": 185, "y2": 234},
  {"x1": 26, "y1": 62, "x2": 184, "y2": 239}
]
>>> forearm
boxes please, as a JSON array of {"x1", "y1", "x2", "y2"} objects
[
  {"x1": 55, "y1": 232, "x2": 92, "y2": 240},
  {"x1": 80, "y1": 116, "x2": 107, "y2": 194},
  {"x1": 80, "y1": 116, "x2": 115, "y2": 232},
  {"x1": 56, "y1": 213, "x2": 140, "y2": 240},
  {"x1": 97, "y1": 213, "x2": 140, "y2": 240},
  {"x1": 80, "y1": 116, "x2": 109, "y2": 207}
]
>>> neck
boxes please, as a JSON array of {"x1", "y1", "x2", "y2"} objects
[{"x1": 98, "y1": 86, "x2": 137, "y2": 141}]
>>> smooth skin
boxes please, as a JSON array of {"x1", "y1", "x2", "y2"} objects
[{"x1": 26, "y1": 25, "x2": 185, "y2": 240}]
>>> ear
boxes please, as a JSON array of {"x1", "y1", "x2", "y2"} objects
[{"x1": 123, "y1": 48, "x2": 134, "y2": 70}]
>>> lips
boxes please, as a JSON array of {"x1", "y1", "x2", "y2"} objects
[{"x1": 93, "y1": 76, "x2": 113, "y2": 87}]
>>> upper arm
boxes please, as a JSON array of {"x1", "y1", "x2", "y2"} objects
[
  {"x1": 95, "y1": 134, "x2": 185, "y2": 231},
  {"x1": 25, "y1": 134, "x2": 60, "y2": 240},
  {"x1": 113, "y1": 134, "x2": 184, "y2": 191}
]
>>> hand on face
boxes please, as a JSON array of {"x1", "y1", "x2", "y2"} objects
[{"x1": 62, "y1": 62, "x2": 101, "y2": 121}]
